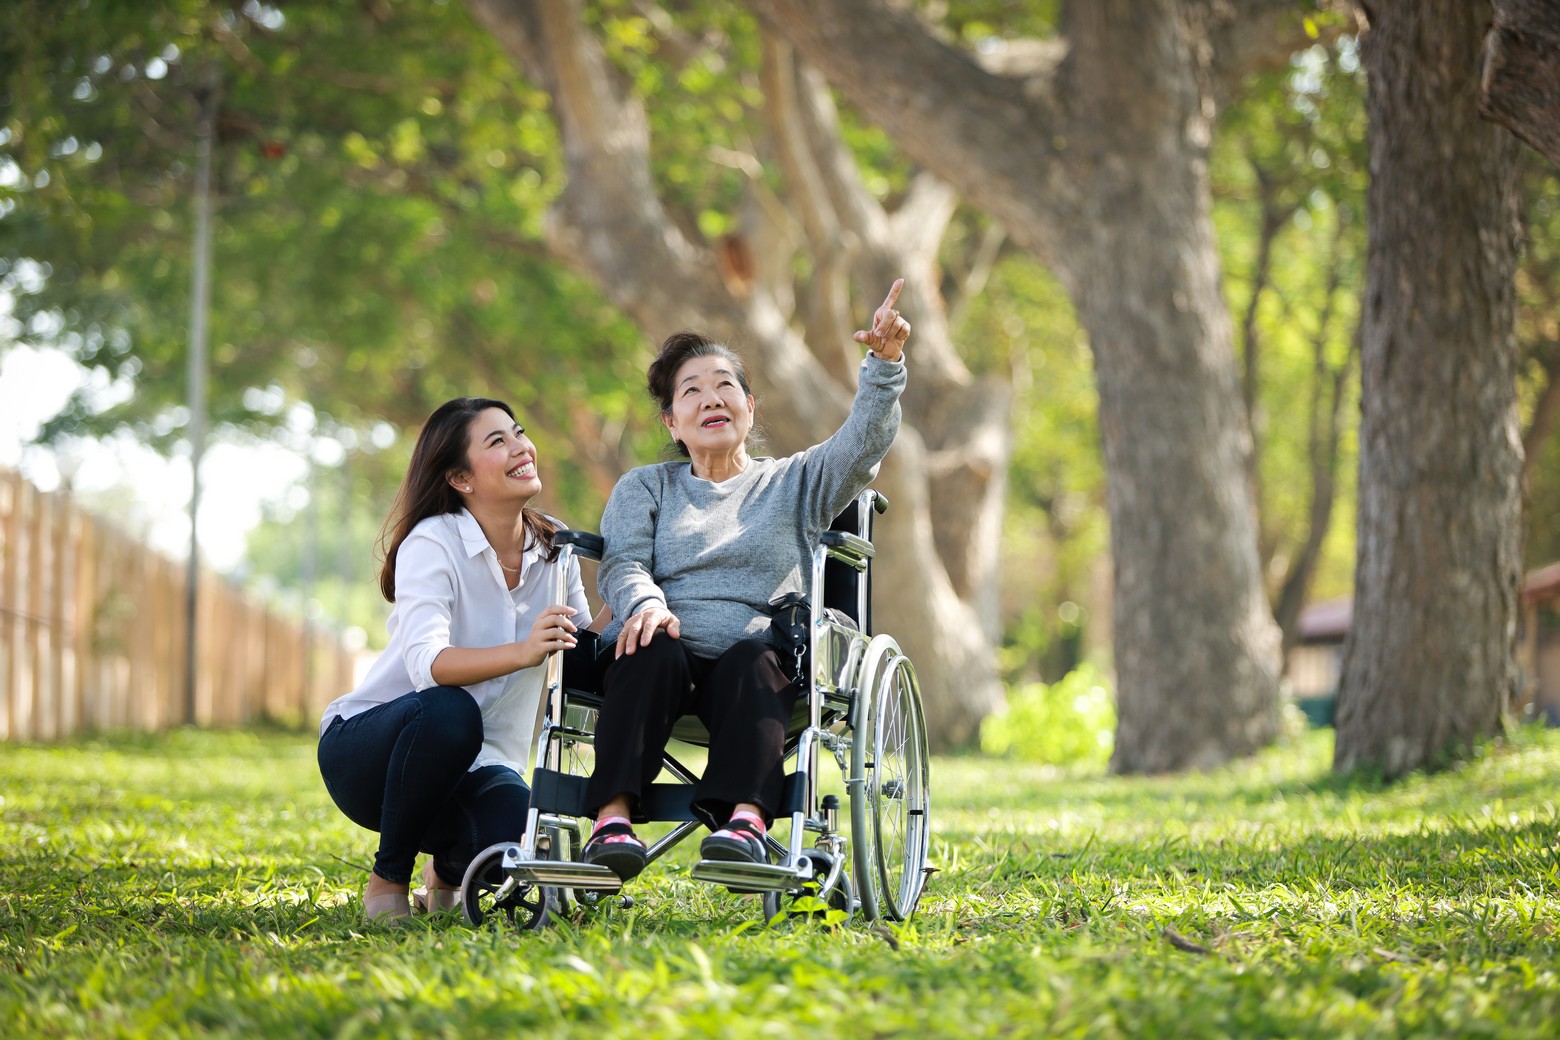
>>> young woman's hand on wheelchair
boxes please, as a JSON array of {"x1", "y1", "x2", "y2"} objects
[
  {"x1": 616, "y1": 605, "x2": 682, "y2": 658},
  {"x1": 514, "y1": 604, "x2": 581, "y2": 669}
]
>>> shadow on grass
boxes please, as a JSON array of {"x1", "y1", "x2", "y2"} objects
[{"x1": 945, "y1": 726, "x2": 1557, "y2": 822}]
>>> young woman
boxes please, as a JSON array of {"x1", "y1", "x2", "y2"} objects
[{"x1": 317, "y1": 397, "x2": 603, "y2": 923}]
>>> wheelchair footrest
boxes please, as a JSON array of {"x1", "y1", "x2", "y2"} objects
[
  {"x1": 503, "y1": 857, "x2": 623, "y2": 892},
  {"x1": 690, "y1": 858, "x2": 810, "y2": 893}
]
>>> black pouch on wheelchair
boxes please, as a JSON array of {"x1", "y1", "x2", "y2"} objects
[{"x1": 767, "y1": 591, "x2": 811, "y2": 683}]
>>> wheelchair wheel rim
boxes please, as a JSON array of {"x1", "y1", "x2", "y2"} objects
[
  {"x1": 870, "y1": 652, "x2": 930, "y2": 921},
  {"x1": 460, "y1": 843, "x2": 550, "y2": 931}
]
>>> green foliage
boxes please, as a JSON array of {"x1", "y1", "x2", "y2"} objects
[
  {"x1": 3, "y1": 727, "x2": 1560, "y2": 1036},
  {"x1": 1529, "y1": 424, "x2": 1560, "y2": 568},
  {"x1": 1210, "y1": 41, "x2": 1369, "y2": 606},
  {"x1": 10, "y1": 0, "x2": 1558, "y2": 691},
  {"x1": 980, "y1": 663, "x2": 1115, "y2": 767},
  {"x1": 1517, "y1": 155, "x2": 1560, "y2": 571},
  {"x1": 948, "y1": 238, "x2": 1106, "y2": 682},
  {"x1": 2, "y1": 0, "x2": 656, "y2": 500},
  {"x1": 239, "y1": 457, "x2": 394, "y2": 646}
]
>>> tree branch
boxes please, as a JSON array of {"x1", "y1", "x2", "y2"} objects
[
  {"x1": 758, "y1": 36, "x2": 857, "y2": 381},
  {"x1": 1480, "y1": 0, "x2": 1560, "y2": 169},
  {"x1": 465, "y1": 0, "x2": 848, "y2": 447},
  {"x1": 745, "y1": 0, "x2": 1067, "y2": 257},
  {"x1": 1205, "y1": 0, "x2": 1345, "y2": 101}
]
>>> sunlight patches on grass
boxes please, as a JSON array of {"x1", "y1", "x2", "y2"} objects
[{"x1": 3, "y1": 727, "x2": 1560, "y2": 1036}]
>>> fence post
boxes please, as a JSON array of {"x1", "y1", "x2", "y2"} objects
[
  {"x1": 0, "y1": 468, "x2": 20, "y2": 741},
  {"x1": 20, "y1": 477, "x2": 44, "y2": 741},
  {"x1": 44, "y1": 490, "x2": 67, "y2": 741},
  {"x1": 70, "y1": 507, "x2": 96, "y2": 740}
]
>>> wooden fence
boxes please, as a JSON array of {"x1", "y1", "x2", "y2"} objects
[{"x1": 0, "y1": 465, "x2": 356, "y2": 741}]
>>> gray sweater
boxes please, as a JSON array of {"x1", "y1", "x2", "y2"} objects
[{"x1": 598, "y1": 354, "x2": 906, "y2": 659}]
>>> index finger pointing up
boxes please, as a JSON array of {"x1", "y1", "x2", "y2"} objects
[{"x1": 879, "y1": 278, "x2": 904, "y2": 314}]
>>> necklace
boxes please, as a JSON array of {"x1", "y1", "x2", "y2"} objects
[{"x1": 499, "y1": 558, "x2": 521, "y2": 574}]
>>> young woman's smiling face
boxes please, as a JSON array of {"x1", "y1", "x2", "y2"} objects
[
  {"x1": 662, "y1": 354, "x2": 755, "y2": 465},
  {"x1": 453, "y1": 407, "x2": 541, "y2": 504}
]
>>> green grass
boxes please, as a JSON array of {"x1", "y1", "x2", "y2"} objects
[{"x1": 3, "y1": 726, "x2": 1559, "y2": 1038}]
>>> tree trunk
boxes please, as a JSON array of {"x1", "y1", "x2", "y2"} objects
[
  {"x1": 1334, "y1": 0, "x2": 1523, "y2": 777},
  {"x1": 1063, "y1": 5, "x2": 1283, "y2": 772},
  {"x1": 1480, "y1": 0, "x2": 1560, "y2": 169},
  {"x1": 465, "y1": 0, "x2": 1006, "y2": 747},
  {"x1": 747, "y1": 0, "x2": 1289, "y2": 771}
]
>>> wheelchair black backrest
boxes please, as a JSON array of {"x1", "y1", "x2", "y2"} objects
[{"x1": 822, "y1": 498, "x2": 874, "y2": 633}]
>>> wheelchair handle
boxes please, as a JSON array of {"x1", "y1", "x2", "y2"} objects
[{"x1": 556, "y1": 529, "x2": 604, "y2": 560}]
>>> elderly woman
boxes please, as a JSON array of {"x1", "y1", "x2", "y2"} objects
[{"x1": 580, "y1": 281, "x2": 912, "y2": 881}]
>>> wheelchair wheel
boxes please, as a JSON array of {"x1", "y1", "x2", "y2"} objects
[
  {"x1": 761, "y1": 850, "x2": 851, "y2": 923},
  {"x1": 460, "y1": 842, "x2": 550, "y2": 931},
  {"x1": 849, "y1": 635, "x2": 931, "y2": 922}
]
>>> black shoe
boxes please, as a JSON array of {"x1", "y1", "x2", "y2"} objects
[
  {"x1": 582, "y1": 821, "x2": 648, "y2": 881},
  {"x1": 699, "y1": 817, "x2": 768, "y2": 864}
]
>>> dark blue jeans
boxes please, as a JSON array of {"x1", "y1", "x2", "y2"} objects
[{"x1": 317, "y1": 685, "x2": 531, "y2": 887}]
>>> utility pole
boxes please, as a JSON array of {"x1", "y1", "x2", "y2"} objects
[{"x1": 184, "y1": 63, "x2": 217, "y2": 726}]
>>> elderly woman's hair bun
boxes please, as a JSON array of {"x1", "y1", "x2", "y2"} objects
[{"x1": 646, "y1": 331, "x2": 753, "y2": 414}]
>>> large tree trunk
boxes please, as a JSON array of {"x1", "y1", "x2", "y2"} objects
[
  {"x1": 1480, "y1": 0, "x2": 1560, "y2": 169},
  {"x1": 1061, "y1": 4, "x2": 1283, "y2": 772},
  {"x1": 752, "y1": 0, "x2": 1287, "y2": 771},
  {"x1": 466, "y1": 0, "x2": 1006, "y2": 747},
  {"x1": 1334, "y1": 0, "x2": 1523, "y2": 777}
]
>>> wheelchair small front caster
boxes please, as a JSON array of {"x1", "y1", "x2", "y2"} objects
[
  {"x1": 761, "y1": 850, "x2": 850, "y2": 924},
  {"x1": 461, "y1": 843, "x2": 550, "y2": 931}
]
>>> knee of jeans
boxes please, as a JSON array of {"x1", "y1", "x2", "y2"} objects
[
  {"x1": 416, "y1": 686, "x2": 484, "y2": 757},
  {"x1": 469, "y1": 770, "x2": 532, "y2": 848}
]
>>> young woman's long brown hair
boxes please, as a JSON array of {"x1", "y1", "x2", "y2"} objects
[{"x1": 377, "y1": 397, "x2": 558, "y2": 602}]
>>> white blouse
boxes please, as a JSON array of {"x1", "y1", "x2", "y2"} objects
[{"x1": 319, "y1": 509, "x2": 592, "y2": 775}]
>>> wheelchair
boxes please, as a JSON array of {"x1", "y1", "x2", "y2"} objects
[{"x1": 458, "y1": 489, "x2": 932, "y2": 929}]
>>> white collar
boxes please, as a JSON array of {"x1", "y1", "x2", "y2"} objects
[{"x1": 452, "y1": 508, "x2": 543, "y2": 561}]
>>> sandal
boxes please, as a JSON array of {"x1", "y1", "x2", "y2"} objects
[
  {"x1": 363, "y1": 876, "x2": 412, "y2": 924},
  {"x1": 411, "y1": 858, "x2": 460, "y2": 914},
  {"x1": 582, "y1": 821, "x2": 648, "y2": 881},
  {"x1": 699, "y1": 817, "x2": 768, "y2": 864}
]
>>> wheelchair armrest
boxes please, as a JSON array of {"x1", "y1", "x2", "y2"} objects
[
  {"x1": 821, "y1": 530, "x2": 875, "y2": 567},
  {"x1": 556, "y1": 529, "x2": 604, "y2": 560}
]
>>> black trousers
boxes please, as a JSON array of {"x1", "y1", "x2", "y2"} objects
[
  {"x1": 318, "y1": 686, "x2": 530, "y2": 887},
  {"x1": 584, "y1": 632, "x2": 800, "y2": 829}
]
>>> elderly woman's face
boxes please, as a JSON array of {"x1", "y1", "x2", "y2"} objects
[{"x1": 662, "y1": 354, "x2": 755, "y2": 461}]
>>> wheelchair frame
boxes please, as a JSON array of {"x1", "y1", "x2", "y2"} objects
[{"x1": 459, "y1": 489, "x2": 931, "y2": 928}]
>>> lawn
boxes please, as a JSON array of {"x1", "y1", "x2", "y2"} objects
[{"x1": 2, "y1": 725, "x2": 1558, "y2": 1038}]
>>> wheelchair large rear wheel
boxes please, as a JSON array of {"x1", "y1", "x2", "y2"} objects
[
  {"x1": 849, "y1": 635, "x2": 931, "y2": 922},
  {"x1": 461, "y1": 842, "x2": 550, "y2": 931}
]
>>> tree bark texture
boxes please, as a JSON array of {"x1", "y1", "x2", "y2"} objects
[
  {"x1": 465, "y1": 0, "x2": 1008, "y2": 748},
  {"x1": 1335, "y1": 0, "x2": 1523, "y2": 777},
  {"x1": 751, "y1": 0, "x2": 1290, "y2": 771},
  {"x1": 1480, "y1": 0, "x2": 1560, "y2": 169}
]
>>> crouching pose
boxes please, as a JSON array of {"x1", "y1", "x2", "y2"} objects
[{"x1": 318, "y1": 397, "x2": 602, "y2": 923}]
